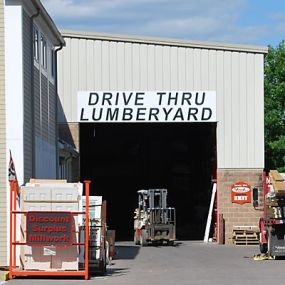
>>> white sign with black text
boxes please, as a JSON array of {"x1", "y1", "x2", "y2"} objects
[{"x1": 77, "y1": 91, "x2": 216, "y2": 123}]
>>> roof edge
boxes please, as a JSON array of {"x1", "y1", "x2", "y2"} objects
[
  {"x1": 61, "y1": 29, "x2": 268, "y2": 54},
  {"x1": 31, "y1": 0, "x2": 65, "y2": 46}
]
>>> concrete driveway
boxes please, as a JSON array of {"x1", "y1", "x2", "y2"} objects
[{"x1": 7, "y1": 241, "x2": 285, "y2": 285}]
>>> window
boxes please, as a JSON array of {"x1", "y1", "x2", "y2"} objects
[
  {"x1": 41, "y1": 34, "x2": 47, "y2": 69},
  {"x1": 33, "y1": 27, "x2": 39, "y2": 61}
]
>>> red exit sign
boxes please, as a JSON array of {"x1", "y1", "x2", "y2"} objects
[
  {"x1": 27, "y1": 212, "x2": 72, "y2": 246},
  {"x1": 231, "y1": 181, "x2": 251, "y2": 205}
]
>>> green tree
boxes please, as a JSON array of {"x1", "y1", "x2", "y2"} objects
[{"x1": 265, "y1": 41, "x2": 285, "y2": 172}]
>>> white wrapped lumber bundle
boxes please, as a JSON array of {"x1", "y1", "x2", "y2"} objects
[{"x1": 269, "y1": 170, "x2": 285, "y2": 195}]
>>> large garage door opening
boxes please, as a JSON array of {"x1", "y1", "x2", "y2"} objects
[{"x1": 80, "y1": 123, "x2": 217, "y2": 241}]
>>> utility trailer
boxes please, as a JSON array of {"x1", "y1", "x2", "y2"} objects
[
  {"x1": 254, "y1": 170, "x2": 285, "y2": 257},
  {"x1": 134, "y1": 189, "x2": 176, "y2": 246}
]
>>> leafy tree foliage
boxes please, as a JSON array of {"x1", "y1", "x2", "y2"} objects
[{"x1": 265, "y1": 41, "x2": 285, "y2": 171}]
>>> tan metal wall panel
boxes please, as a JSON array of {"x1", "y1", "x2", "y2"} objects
[
  {"x1": 254, "y1": 54, "x2": 265, "y2": 167},
  {"x1": 223, "y1": 51, "x2": 233, "y2": 166},
  {"x1": 239, "y1": 52, "x2": 247, "y2": 165},
  {"x1": 102, "y1": 41, "x2": 110, "y2": 90},
  {"x1": 109, "y1": 41, "x2": 117, "y2": 90},
  {"x1": 140, "y1": 44, "x2": 148, "y2": 89},
  {"x1": 216, "y1": 51, "x2": 225, "y2": 166},
  {"x1": 147, "y1": 45, "x2": 155, "y2": 90},
  {"x1": 193, "y1": 49, "x2": 201, "y2": 89},
  {"x1": 170, "y1": 46, "x2": 177, "y2": 89},
  {"x1": 94, "y1": 40, "x2": 102, "y2": 90},
  {"x1": 132, "y1": 43, "x2": 140, "y2": 89},
  {"x1": 86, "y1": 39, "x2": 94, "y2": 90},
  {"x1": 201, "y1": 49, "x2": 209, "y2": 88},
  {"x1": 57, "y1": 35, "x2": 265, "y2": 169},
  {"x1": 155, "y1": 45, "x2": 163, "y2": 89},
  {"x1": 185, "y1": 48, "x2": 194, "y2": 89},
  {"x1": 231, "y1": 52, "x2": 240, "y2": 166},
  {"x1": 246, "y1": 53, "x2": 255, "y2": 166}
]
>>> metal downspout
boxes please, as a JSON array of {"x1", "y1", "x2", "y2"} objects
[{"x1": 54, "y1": 43, "x2": 64, "y2": 178}]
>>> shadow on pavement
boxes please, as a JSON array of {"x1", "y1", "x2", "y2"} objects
[
  {"x1": 115, "y1": 245, "x2": 140, "y2": 260},
  {"x1": 145, "y1": 241, "x2": 184, "y2": 248},
  {"x1": 106, "y1": 267, "x2": 129, "y2": 277}
]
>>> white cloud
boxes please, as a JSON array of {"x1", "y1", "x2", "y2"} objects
[{"x1": 41, "y1": 0, "x2": 281, "y2": 45}]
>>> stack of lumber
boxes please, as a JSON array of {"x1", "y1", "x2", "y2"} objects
[
  {"x1": 232, "y1": 226, "x2": 259, "y2": 246},
  {"x1": 267, "y1": 170, "x2": 285, "y2": 218},
  {"x1": 269, "y1": 170, "x2": 285, "y2": 195}
]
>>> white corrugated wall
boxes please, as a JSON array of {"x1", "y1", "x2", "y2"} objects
[{"x1": 57, "y1": 34, "x2": 265, "y2": 169}]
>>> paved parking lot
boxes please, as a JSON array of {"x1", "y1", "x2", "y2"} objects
[{"x1": 7, "y1": 241, "x2": 285, "y2": 285}]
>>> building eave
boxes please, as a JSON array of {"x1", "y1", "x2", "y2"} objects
[{"x1": 61, "y1": 29, "x2": 268, "y2": 54}]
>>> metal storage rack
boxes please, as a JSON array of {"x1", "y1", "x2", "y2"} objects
[{"x1": 9, "y1": 180, "x2": 91, "y2": 280}]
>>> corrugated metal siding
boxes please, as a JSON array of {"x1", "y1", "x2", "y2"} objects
[
  {"x1": 49, "y1": 82, "x2": 56, "y2": 145},
  {"x1": 33, "y1": 66, "x2": 40, "y2": 135},
  {"x1": 0, "y1": 0, "x2": 7, "y2": 266},
  {"x1": 34, "y1": 69, "x2": 57, "y2": 177},
  {"x1": 22, "y1": 10, "x2": 33, "y2": 183},
  {"x1": 41, "y1": 74, "x2": 48, "y2": 141},
  {"x1": 58, "y1": 36, "x2": 265, "y2": 169}
]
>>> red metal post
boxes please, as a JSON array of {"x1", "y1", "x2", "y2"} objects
[
  {"x1": 9, "y1": 181, "x2": 13, "y2": 279},
  {"x1": 263, "y1": 171, "x2": 268, "y2": 218},
  {"x1": 13, "y1": 181, "x2": 17, "y2": 268},
  {"x1": 84, "y1": 180, "x2": 91, "y2": 280}
]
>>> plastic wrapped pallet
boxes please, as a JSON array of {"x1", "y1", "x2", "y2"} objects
[
  {"x1": 20, "y1": 180, "x2": 83, "y2": 271},
  {"x1": 79, "y1": 196, "x2": 103, "y2": 270}
]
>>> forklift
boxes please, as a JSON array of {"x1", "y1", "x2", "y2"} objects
[{"x1": 134, "y1": 189, "x2": 176, "y2": 246}]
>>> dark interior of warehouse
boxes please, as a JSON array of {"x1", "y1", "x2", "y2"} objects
[{"x1": 80, "y1": 123, "x2": 217, "y2": 241}]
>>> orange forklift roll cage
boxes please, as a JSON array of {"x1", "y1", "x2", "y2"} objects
[{"x1": 9, "y1": 180, "x2": 91, "y2": 280}]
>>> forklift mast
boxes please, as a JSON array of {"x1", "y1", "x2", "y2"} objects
[{"x1": 138, "y1": 189, "x2": 167, "y2": 210}]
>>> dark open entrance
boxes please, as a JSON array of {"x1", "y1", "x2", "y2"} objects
[{"x1": 80, "y1": 123, "x2": 217, "y2": 241}]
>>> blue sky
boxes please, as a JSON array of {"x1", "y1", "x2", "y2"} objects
[{"x1": 42, "y1": 0, "x2": 285, "y2": 47}]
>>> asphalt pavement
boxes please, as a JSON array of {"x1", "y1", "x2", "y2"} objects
[{"x1": 6, "y1": 241, "x2": 285, "y2": 285}]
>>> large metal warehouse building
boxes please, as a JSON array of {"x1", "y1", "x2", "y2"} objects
[{"x1": 57, "y1": 30, "x2": 268, "y2": 243}]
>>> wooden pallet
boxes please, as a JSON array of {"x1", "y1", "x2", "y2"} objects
[
  {"x1": 233, "y1": 240, "x2": 259, "y2": 246},
  {"x1": 232, "y1": 227, "x2": 259, "y2": 246}
]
